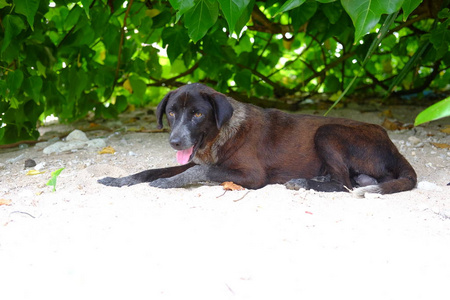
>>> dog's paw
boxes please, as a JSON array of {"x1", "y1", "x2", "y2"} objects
[
  {"x1": 98, "y1": 176, "x2": 137, "y2": 187},
  {"x1": 149, "y1": 178, "x2": 177, "y2": 189},
  {"x1": 285, "y1": 178, "x2": 309, "y2": 190},
  {"x1": 352, "y1": 184, "x2": 382, "y2": 198},
  {"x1": 311, "y1": 174, "x2": 331, "y2": 183}
]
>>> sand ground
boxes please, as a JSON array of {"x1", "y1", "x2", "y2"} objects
[{"x1": 0, "y1": 104, "x2": 449, "y2": 300}]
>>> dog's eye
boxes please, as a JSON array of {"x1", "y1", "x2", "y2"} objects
[
  {"x1": 168, "y1": 111, "x2": 175, "y2": 117},
  {"x1": 194, "y1": 113, "x2": 203, "y2": 118}
]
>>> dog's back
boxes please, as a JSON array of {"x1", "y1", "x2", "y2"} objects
[{"x1": 209, "y1": 100, "x2": 416, "y2": 193}]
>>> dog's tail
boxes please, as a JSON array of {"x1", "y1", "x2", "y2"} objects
[{"x1": 353, "y1": 157, "x2": 417, "y2": 197}]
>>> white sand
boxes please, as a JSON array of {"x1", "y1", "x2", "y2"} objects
[{"x1": 0, "y1": 106, "x2": 449, "y2": 300}]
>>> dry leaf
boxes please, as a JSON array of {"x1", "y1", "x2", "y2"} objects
[
  {"x1": 221, "y1": 182, "x2": 245, "y2": 191},
  {"x1": 440, "y1": 127, "x2": 450, "y2": 134},
  {"x1": 431, "y1": 142, "x2": 450, "y2": 149},
  {"x1": 0, "y1": 199, "x2": 12, "y2": 206},
  {"x1": 382, "y1": 118, "x2": 413, "y2": 131},
  {"x1": 123, "y1": 79, "x2": 133, "y2": 93},
  {"x1": 380, "y1": 109, "x2": 394, "y2": 118},
  {"x1": 98, "y1": 146, "x2": 116, "y2": 154},
  {"x1": 26, "y1": 170, "x2": 46, "y2": 175}
]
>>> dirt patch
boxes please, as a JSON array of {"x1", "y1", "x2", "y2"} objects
[{"x1": 1, "y1": 105, "x2": 449, "y2": 300}]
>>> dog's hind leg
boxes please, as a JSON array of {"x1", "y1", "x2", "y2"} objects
[{"x1": 285, "y1": 176, "x2": 348, "y2": 192}]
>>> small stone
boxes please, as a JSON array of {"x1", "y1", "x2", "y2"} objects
[
  {"x1": 35, "y1": 162, "x2": 46, "y2": 171},
  {"x1": 6, "y1": 153, "x2": 25, "y2": 164},
  {"x1": 24, "y1": 159, "x2": 37, "y2": 169},
  {"x1": 417, "y1": 181, "x2": 443, "y2": 192},
  {"x1": 0, "y1": 163, "x2": 5, "y2": 170},
  {"x1": 86, "y1": 139, "x2": 107, "y2": 149},
  {"x1": 66, "y1": 129, "x2": 89, "y2": 142},
  {"x1": 408, "y1": 136, "x2": 421, "y2": 146}
]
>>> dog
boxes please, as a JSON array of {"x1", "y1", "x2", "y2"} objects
[{"x1": 98, "y1": 83, "x2": 417, "y2": 195}]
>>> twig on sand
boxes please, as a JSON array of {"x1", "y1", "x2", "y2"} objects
[
  {"x1": 233, "y1": 191, "x2": 250, "y2": 202},
  {"x1": 216, "y1": 190, "x2": 228, "y2": 198},
  {"x1": 9, "y1": 211, "x2": 36, "y2": 218}
]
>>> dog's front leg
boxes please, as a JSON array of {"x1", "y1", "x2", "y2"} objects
[
  {"x1": 149, "y1": 165, "x2": 210, "y2": 189},
  {"x1": 98, "y1": 163, "x2": 195, "y2": 187}
]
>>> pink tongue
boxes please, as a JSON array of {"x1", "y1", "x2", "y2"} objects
[{"x1": 176, "y1": 146, "x2": 194, "y2": 165}]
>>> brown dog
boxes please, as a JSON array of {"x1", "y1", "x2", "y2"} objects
[{"x1": 98, "y1": 83, "x2": 417, "y2": 195}]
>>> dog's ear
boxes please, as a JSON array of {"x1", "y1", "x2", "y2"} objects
[
  {"x1": 156, "y1": 91, "x2": 173, "y2": 129},
  {"x1": 204, "y1": 92, "x2": 234, "y2": 129}
]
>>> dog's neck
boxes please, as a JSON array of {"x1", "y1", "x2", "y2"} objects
[{"x1": 193, "y1": 98, "x2": 247, "y2": 164}]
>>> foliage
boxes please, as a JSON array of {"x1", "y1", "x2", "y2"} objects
[
  {"x1": 415, "y1": 96, "x2": 450, "y2": 125},
  {"x1": 46, "y1": 167, "x2": 65, "y2": 192},
  {"x1": 0, "y1": 0, "x2": 449, "y2": 144}
]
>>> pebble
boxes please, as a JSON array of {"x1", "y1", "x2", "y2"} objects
[
  {"x1": 0, "y1": 163, "x2": 5, "y2": 170},
  {"x1": 24, "y1": 159, "x2": 37, "y2": 169},
  {"x1": 65, "y1": 129, "x2": 89, "y2": 142},
  {"x1": 43, "y1": 130, "x2": 106, "y2": 154},
  {"x1": 6, "y1": 153, "x2": 25, "y2": 164},
  {"x1": 408, "y1": 136, "x2": 421, "y2": 146},
  {"x1": 35, "y1": 162, "x2": 46, "y2": 171},
  {"x1": 417, "y1": 181, "x2": 443, "y2": 192}
]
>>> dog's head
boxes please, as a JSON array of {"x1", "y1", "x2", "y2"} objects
[{"x1": 156, "y1": 83, "x2": 234, "y2": 164}]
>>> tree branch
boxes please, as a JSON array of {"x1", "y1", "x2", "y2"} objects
[
  {"x1": 148, "y1": 62, "x2": 199, "y2": 87},
  {"x1": 249, "y1": 5, "x2": 307, "y2": 35},
  {"x1": 113, "y1": 0, "x2": 134, "y2": 87}
]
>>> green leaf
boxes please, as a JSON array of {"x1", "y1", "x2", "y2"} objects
[
  {"x1": 184, "y1": 0, "x2": 219, "y2": 42},
  {"x1": 234, "y1": 69, "x2": 252, "y2": 91},
  {"x1": 64, "y1": 5, "x2": 83, "y2": 31},
  {"x1": 415, "y1": 97, "x2": 450, "y2": 126},
  {"x1": 275, "y1": 0, "x2": 306, "y2": 16},
  {"x1": 24, "y1": 76, "x2": 43, "y2": 104},
  {"x1": 162, "y1": 26, "x2": 190, "y2": 62},
  {"x1": 81, "y1": 0, "x2": 94, "y2": 18},
  {"x1": 170, "y1": 0, "x2": 196, "y2": 22},
  {"x1": 234, "y1": 0, "x2": 254, "y2": 34},
  {"x1": 0, "y1": 0, "x2": 11, "y2": 9},
  {"x1": 68, "y1": 67, "x2": 88, "y2": 102},
  {"x1": 114, "y1": 95, "x2": 128, "y2": 113},
  {"x1": 6, "y1": 70, "x2": 24, "y2": 97},
  {"x1": 429, "y1": 19, "x2": 450, "y2": 60},
  {"x1": 401, "y1": 0, "x2": 422, "y2": 20},
  {"x1": 217, "y1": 0, "x2": 251, "y2": 33},
  {"x1": 1, "y1": 15, "x2": 26, "y2": 54},
  {"x1": 291, "y1": 1, "x2": 318, "y2": 33},
  {"x1": 322, "y1": 1, "x2": 342, "y2": 24},
  {"x1": 46, "y1": 168, "x2": 65, "y2": 192},
  {"x1": 341, "y1": 0, "x2": 403, "y2": 42},
  {"x1": 14, "y1": 0, "x2": 39, "y2": 30},
  {"x1": 129, "y1": 77, "x2": 147, "y2": 103}
]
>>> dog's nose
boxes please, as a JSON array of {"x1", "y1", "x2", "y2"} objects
[{"x1": 170, "y1": 137, "x2": 183, "y2": 150}]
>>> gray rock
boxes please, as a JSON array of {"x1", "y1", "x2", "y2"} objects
[
  {"x1": 417, "y1": 181, "x2": 443, "y2": 192},
  {"x1": 66, "y1": 129, "x2": 89, "y2": 142},
  {"x1": 43, "y1": 130, "x2": 106, "y2": 154}
]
